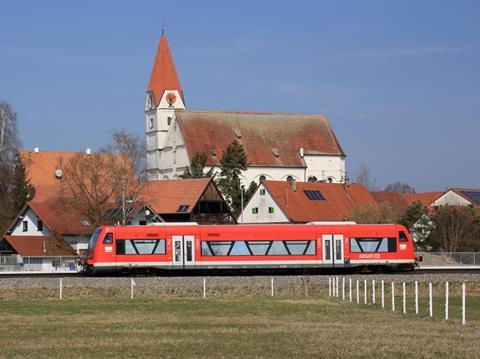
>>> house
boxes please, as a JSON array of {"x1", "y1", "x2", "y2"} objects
[
  {"x1": 241, "y1": 180, "x2": 376, "y2": 223},
  {"x1": 431, "y1": 188, "x2": 480, "y2": 209},
  {"x1": 145, "y1": 32, "x2": 346, "y2": 184},
  {"x1": 372, "y1": 191, "x2": 443, "y2": 217},
  {"x1": 141, "y1": 178, "x2": 235, "y2": 224}
]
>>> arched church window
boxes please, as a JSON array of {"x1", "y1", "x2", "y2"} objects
[
  {"x1": 149, "y1": 118, "x2": 154, "y2": 129},
  {"x1": 327, "y1": 177, "x2": 334, "y2": 183},
  {"x1": 259, "y1": 175, "x2": 266, "y2": 184},
  {"x1": 167, "y1": 117, "x2": 172, "y2": 126},
  {"x1": 286, "y1": 176, "x2": 294, "y2": 183},
  {"x1": 307, "y1": 176, "x2": 317, "y2": 182}
]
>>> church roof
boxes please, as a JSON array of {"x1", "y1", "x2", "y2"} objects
[
  {"x1": 176, "y1": 110, "x2": 345, "y2": 168},
  {"x1": 147, "y1": 32, "x2": 184, "y2": 105}
]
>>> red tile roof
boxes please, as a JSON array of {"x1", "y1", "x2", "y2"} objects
[
  {"x1": 176, "y1": 110, "x2": 345, "y2": 168},
  {"x1": 20, "y1": 151, "x2": 78, "y2": 187},
  {"x1": 147, "y1": 32, "x2": 184, "y2": 105},
  {"x1": 140, "y1": 178, "x2": 211, "y2": 214},
  {"x1": 371, "y1": 192, "x2": 410, "y2": 216},
  {"x1": 403, "y1": 192, "x2": 443, "y2": 208},
  {"x1": 27, "y1": 201, "x2": 94, "y2": 236},
  {"x1": 263, "y1": 181, "x2": 376, "y2": 223},
  {"x1": 3, "y1": 235, "x2": 77, "y2": 256}
]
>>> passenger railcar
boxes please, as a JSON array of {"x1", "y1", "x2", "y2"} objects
[{"x1": 85, "y1": 223, "x2": 418, "y2": 274}]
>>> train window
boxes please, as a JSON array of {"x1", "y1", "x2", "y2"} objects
[
  {"x1": 209, "y1": 241, "x2": 232, "y2": 256},
  {"x1": 350, "y1": 238, "x2": 396, "y2": 253},
  {"x1": 102, "y1": 233, "x2": 113, "y2": 244},
  {"x1": 285, "y1": 241, "x2": 309, "y2": 255},
  {"x1": 335, "y1": 240, "x2": 342, "y2": 260},
  {"x1": 248, "y1": 241, "x2": 270, "y2": 255},
  {"x1": 116, "y1": 239, "x2": 166, "y2": 255},
  {"x1": 230, "y1": 241, "x2": 251, "y2": 256},
  {"x1": 88, "y1": 228, "x2": 101, "y2": 250},
  {"x1": 186, "y1": 241, "x2": 193, "y2": 261},
  {"x1": 200, "y1": 240, "x2": 316, "y2": 256},
  {"x1": 325, "y1": 240, "x2": 331, "y2": 260},
  {"x1": 399, "y1": 231, "x2": 408, "y2": 242},
  {"x1": 268, "y1": 241, "x2": 289, "y2": 255}
]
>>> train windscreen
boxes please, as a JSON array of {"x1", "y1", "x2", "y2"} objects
[{"x1": 87, "y1": 228, "x2": 102, "y2": 256}]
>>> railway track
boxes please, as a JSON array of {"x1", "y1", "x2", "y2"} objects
[{"x1": 1, "y1": 267, "x2": 480, "y2": 278}]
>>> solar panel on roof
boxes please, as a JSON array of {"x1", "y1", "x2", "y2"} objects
[
  {"x1": 303, "y1": 190, "x2": 325, "y2": 200},
  {"x1": 461, "y1": 191, "x2": 480, "y2": 205}
]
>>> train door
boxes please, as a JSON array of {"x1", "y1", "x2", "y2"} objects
[
  {"x1": 322, "y1": 234, "x2": 344, "y2": 267},
  {"x1": 172, "y1": 235, "x2": 195, "y2": 269}
]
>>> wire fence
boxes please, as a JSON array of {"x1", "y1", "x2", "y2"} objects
[
  {"x1": 327, "y1": 276, "x2": 476, "y2": 325},
  {"x1": 0, "y1": 255, "x2": 82, "y2": 273},
  {"x1": 418, "y1": 252, "x2": 480, "y2": 268}
]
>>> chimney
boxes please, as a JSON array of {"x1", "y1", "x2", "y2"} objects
[
  {"x1": 85, "y1": 148, "x2": 91, "y2": 155},
  {"x1": 34, "y1": 147, "x2": 39, "y2": 153},
  {"x1": 299, "y1": 147, "x2": 304, "y2": 158}
]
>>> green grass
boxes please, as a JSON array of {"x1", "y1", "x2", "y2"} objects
[{"x1": 1, "y1": 294, "x2": 480, "y2": 358}]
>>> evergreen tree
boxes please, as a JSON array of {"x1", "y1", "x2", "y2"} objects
[
  {"x1": 398, "y1": 201, "x2": 428, "y2": 229},
  {"x1": 216, "y1": 141, "x2": 256, "y2": 215},
  {"x1": 11, "y1": 155, "x2": 35, "y2": 212},
  {"x1": 180, "y1": 153, "x2": 214, "y2": 179}
]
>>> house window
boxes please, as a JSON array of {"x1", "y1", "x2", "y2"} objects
[
  {"x1": 259, "y1": 189, "x2": 266, "y2": 196},
  {"x1": 37, "y1": 220, "x2": 43, "y2": 231},
  {"x1": 139, "y1": 220, "x2": 147, "y2": 226},
  {"x1": 22, "y1": 221, "x2": 28, "y2": 232},
  {"x1": 252, "y1": 207, "x2": 258, "y2": 214},
  {"x1": 268, "y1": 207, "x2": 275, "y2": 214},
  {"x1": 177, "y1": 205, "x2": 189, "y2": 213}
]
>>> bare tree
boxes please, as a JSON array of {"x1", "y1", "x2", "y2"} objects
[
  {"x1": 384, "y1": 182, "x2": 415, "y2": 193},
  {"x1": 426, "y1": 206, "x2": 480, "y2": 252},
  {"x1": 356, "y1": 163, "x2": 377, "y2": 191},
  {"x1": 0, "y1": 101, "x2": 21, "y2": 167},
  {"x1": 346, "y1": 202, "x2": 395, "y2": 224},
  {"x1": 59, "y1": 153, "x2": 116, "y2": 229}
]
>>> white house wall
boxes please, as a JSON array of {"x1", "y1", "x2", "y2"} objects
[
  {"x1": 11, "y1": 208, "x2": 51, "y2": 236},
  {"x1": 432, "y1": 191, "x2": 471, "y2": 207},
  {"x1": 242, "y1": 184, "x2": 289, "y2": 223}
]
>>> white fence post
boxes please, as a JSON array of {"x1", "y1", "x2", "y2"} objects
[
  {"x1": 59, "y1": 278, "x2": 63, "y2": 300},
  {"x1": 342, "y1": 277, "x2": 345, "y2": 301},
  {"x1": 381, "y1": 280, "x2": 385, "y2": 308},
  {"x1": 203, "y1": 277, "x2": 206, "y2": 299},
  {"x1": 130, "y1": 278, "x2": 135, "y2": 300},
  {"x1": 332, "y1": 276, "x2": 336, "y2": 298},
  {"x1": 372, "y1": 280, "x2": 375, "y2": 304},
  {"x1": 349, "y1": 278, "x2": 352, "y2": 302},
  {"x1": 391, "y1": 282, "x2": 395, "y2": 312},
  {"x1": 328, "y1": 277, "x2": 332, "y2": 297},
  {"x1": 462, "y1": 283, "x2": 466, "y2": 325},
  {"x1": 271, "y1": 277, "x2": 274, "y2": 297},
  {"x1": 356, "y1": 280, "x2": 359, "y2": 304},
  {"x1": 415, "y1": 281, "x2": 418, "y2": 315},
  {"x1": 402, "y1": 282, "x2": 406, "y2": 314},
  {"x1": 429, "y1": 282, "x2": 433, "y2": 317},
  {"x1": 336, "y1": 276, "x2": 339, "y2": 297},
  {"x1": 364, "y1": 279, "x2": 367, "y2": 304},
  {"x1": 445, "y1": 281, "x2": 449, "y2": 321}
]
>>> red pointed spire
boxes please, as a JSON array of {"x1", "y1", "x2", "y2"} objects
[{"x1": 147, "y1": 32, "x2": 184, "y2": 105}]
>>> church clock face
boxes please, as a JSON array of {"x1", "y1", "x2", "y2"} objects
[{"x1": 166, "y1": 92, "x2": 177, "y2": 106}]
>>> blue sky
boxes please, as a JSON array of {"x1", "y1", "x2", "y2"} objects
[{"x1": 1, "y1": 0, "x2": 479, "y2": 191}]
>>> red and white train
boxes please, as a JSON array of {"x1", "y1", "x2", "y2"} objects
[{"x1": 85, "y1": 222, "x2": 419, "y2": 274}]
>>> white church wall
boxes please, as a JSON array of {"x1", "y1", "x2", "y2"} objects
[
  {"x1": 304, "y1": 154, "x2": 346, "y2": 183},
  {"x1": 11, "y1": 208, "x2": 51, "y2": 236}
]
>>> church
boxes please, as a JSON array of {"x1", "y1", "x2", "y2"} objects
[{"x1": 145, "y1": 32, "x2": 346, "y2": 185}]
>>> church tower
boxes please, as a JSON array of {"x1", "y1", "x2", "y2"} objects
[{"x1": 145, "y1": 31, "x2": 186, "y2": 180}]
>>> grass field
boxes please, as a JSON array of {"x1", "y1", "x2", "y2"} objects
[{"x1": 1, "y1": 294, "x2": 480, "y2": 358}]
